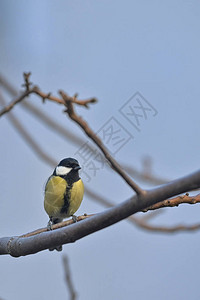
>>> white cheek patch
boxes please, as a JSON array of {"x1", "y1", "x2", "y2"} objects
[{"x1": 56, "y1": 166, "x2": 72, "y2": 176}]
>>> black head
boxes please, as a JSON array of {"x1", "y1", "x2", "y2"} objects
[
  {"x1": 53, "y1": 157, "x2": 81, "y2": 182},
  {"x1": 58, "y1": 158, "x2": 80, "y2": 169}
]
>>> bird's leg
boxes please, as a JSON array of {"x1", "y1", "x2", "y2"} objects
[
  {"x1": 72, "y1": 215, "x2": 78, "y2": 223},
  {"x1": 47, "y1": 217, "x2": 53, "y2": 230}
]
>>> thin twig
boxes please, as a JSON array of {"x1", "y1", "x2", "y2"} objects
[
  {"x1": 0, "y1": 88, "x2": 33, "y2": 116},
  {"x1": 143, "y1": 193, "x2": 200, "y2": 212},
  {"x1": 22, "y1": 72, "x2": 32, "y2": 91},
  {"x1": 20, "y1": 214, "x2": 92, "y2": 238},
  {"x1": 62, "y1": 255, "x2": 77, "y2": 300},
  {"x1": 72, "y1": 92, "x2": 97, "y2": 107},
  {"x1": 0, "y1": 73, "x2": 96, "y2": 117}
]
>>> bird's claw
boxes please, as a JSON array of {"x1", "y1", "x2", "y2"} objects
[
  {"x1": 47, "y1": 219, "x2": 53, "y2": 230},
  {"x1": 72, "y1": 215, "x2": 78, "y2": 223}
]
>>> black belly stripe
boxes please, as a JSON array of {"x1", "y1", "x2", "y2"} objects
[{"x1": 60, "y1": 183, "x2": 72, "y2": 214}]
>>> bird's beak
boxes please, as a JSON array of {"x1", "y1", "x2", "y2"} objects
[{"x1": 74, "y1": 166, "x2": 81, "y2": 170}]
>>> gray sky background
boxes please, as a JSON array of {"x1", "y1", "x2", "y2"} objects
[{"x1": 0, "y1": 1, "x2": 200, "y2": 299}]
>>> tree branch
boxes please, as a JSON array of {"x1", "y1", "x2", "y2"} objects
[
  {"x1": 0, "y1": 88, "x2": 33, "y2": 117},
  {"x1": 59, "y1": 90, "x2": 144, "y2": 195},
  {"x1": 4, "y1": 191, "x2": 200, "y2": 239},
  {"x1": 143, "y1": 193, "x2": 200, "y2": 212},
  {"x1": 20, "y1": 214, "x2": 92, "y2": 238},
  {"x1": 0, "y1": 73, "x2": 96, "y2": 117},
  {"x1": 0, "y1": 169, "x2": 200, "y2": 257}
]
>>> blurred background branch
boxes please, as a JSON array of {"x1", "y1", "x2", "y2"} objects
[{"x1": 62, "y1": 255, "x2": 77, "y2": 300}]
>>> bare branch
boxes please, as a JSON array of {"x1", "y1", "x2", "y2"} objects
[
  {"x1": 20, "y1": 214, "x2": 92, "y2": 238},
  {"x1": 72, "y1": 93, "x2": 97, "y2": 107},
  {"x1": 143, "y1": 193, "x2": 200, "y2": 212},
  {"x1": 0, "y1": 89, "x2": 32, "y2": 117},
  {"x1": 62, "y1": 255, "x2": 77, "y2": 300},
  {"x1": 10, "y1": 190, "x2": 200, "y2": 238},
  {"x1": 0, "y1": 73, "x2": 96, "y2": 117},
  {"x1": 22, "y1": 72, "x2": 32, "y2": 92},
  {"x1": 59, "y1": 90, "x2": 144, "y2": 195},
  {"x1": 34, "y1": 88, "x2": 97, "y2": 107}
]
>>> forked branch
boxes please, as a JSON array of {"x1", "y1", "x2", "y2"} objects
[{"x1": 59, "y1": 90, "x2": 144, "y2": 195}]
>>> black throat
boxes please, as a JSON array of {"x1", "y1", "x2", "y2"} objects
[{"x1": 53, "y1": 169, "x2": 80, "y2": 185}]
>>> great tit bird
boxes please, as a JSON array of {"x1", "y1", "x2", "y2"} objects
[{"x1": 44, "y1": 157, "x2": 84, "y2": 251}]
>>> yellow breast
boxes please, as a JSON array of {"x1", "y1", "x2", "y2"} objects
[
  {"x1": 44, "y1": 176, "x2": 84, "y2": 219},
  {"x1": 67, "y1": 179, "x2": 84, "y2": 217}
]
